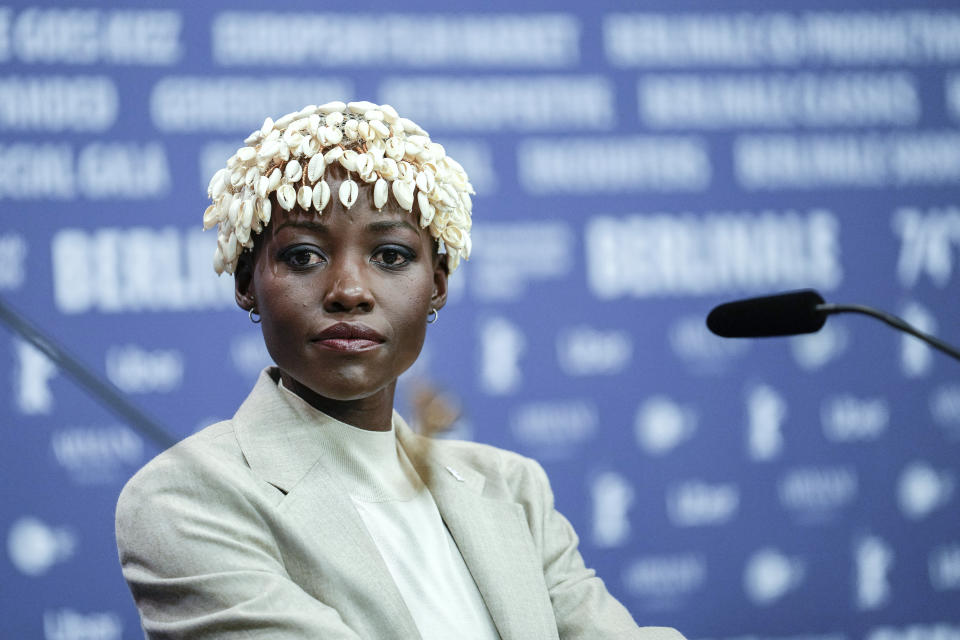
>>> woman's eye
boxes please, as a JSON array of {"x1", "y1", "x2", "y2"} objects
[
  {"x1": 372, "y1": 246, "x2": 413, "y2": 268},
  {"x1": 281, "y1": 246, "x2": 324, "y2": 268}
]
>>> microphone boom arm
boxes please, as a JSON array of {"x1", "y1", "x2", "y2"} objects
[{"x1": 816, "y1": 303, "x2": 960, "y2": 362}]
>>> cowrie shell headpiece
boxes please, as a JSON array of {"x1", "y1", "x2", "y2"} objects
[{"x1": 204, "y1": 101, "x2": 474, "y2": 275}]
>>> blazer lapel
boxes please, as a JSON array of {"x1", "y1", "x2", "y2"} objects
[
  {"x1": 397, "y1": 423, "x2": 559, "y2": 640},
  {"x1": 232, "y1": 369, "x2": 421, "y2": 639}
]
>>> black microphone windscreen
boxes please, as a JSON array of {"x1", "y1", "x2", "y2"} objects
[{"x1": 707, "y1": 290, "x2": 827, "y2": 338}]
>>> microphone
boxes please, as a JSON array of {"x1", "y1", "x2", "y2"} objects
[
  {"x1": 706, "y1": 289, "x2": 960, "y2": 362},
  {"x1": 706, "y1": 289, "x2": 826, "y2": 338}
]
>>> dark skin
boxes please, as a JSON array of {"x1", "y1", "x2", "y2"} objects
[{"x1": 235, "y1": 164, "x2": 448, "y2": 431}]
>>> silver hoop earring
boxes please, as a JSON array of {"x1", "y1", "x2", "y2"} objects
[
  {"x1": 426, "y1": 308, "x2": 438, "y2": 324},
  {"x1": 249, "y1": 308, "x2": 261, "y2": 324}
]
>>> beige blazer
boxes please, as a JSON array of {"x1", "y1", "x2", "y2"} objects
[{"x1": 117, "y1": 368, "x2": 684, "y2": 640}]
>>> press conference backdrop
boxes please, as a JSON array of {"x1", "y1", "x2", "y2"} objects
[{"x1": 2, "y1": 1, "x2": 960, "y2": 638}]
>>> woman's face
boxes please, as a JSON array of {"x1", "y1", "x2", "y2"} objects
[{"x1": 235, "y1": 166, "x2": 447, "y2": 427}]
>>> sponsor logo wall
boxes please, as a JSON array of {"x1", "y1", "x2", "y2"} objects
[{"x1": 0, "y1": 2, "x2": 957, "y2": 638}]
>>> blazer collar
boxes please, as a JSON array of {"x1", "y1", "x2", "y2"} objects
[{"x1": 233, "y1": 367, "x2": 557, "y2": 640}]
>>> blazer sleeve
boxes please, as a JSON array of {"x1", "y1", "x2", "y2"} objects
[
  {"x1": 115, "y1": 456, "x2": 363, "y2": 640},
  {"x1": 521, "y1": 457, "x2": 686, "y2": 640}
]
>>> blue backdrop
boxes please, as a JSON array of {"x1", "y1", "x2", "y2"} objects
[{"x1": 2, "y1": 2, "x2": 959, "y2": 639}]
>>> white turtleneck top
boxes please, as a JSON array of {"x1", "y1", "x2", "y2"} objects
[{"x1": 278, "y1": 382, "x2": 501, "y2": 640}]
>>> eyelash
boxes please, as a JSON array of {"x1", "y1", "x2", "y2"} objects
[
  {"x1": 279, "y1": 245, "x2": 325, "y2": 269},
  {"x1": 372, "y1": 245, "x2": 415, "y2": 269},
  {"x1": 278, "y1": 245, "x2": 415, "y2": 270}
]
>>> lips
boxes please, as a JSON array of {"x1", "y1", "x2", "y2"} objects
[{"x1": 312, "y1": 322, "x2": 386, "y2": 352}]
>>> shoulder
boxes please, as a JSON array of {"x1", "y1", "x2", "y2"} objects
[{"x1": 115, "y1": 418, "x2": 269, "y2": 536}]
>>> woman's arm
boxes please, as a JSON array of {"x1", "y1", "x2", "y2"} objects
[
  {"x1": 520, "y1": 457, "x2": 686, "y2": 640},
  {"x1": 115, "y1": 454, "x2": 364, "y2": 640}
]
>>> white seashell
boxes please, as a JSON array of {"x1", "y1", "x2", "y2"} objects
[
  {"x1": 257, "y1": 197, "x2": 272, "y2": 224},
  {"x1": 219, "y1": 192, "x2": 234, "y2": 217},
  {"x1": 460, "y1": 191, "x2": 473, "y2": 212},
  {"x1": 378, "y1": 157, "x2": 398, "y2": 180},
  {"x1": 230, "y1": 168, "x2": 245, "y2": 187},
  {"x1": 397, "y1": 161, "x2": 414, "y2": 181},
  {"x1": 397, "y1": 117, "x2": 425, "y2": 135},
  {"x1": 278, "y1": 141, "x2": 291, "y2": 162},
  {"x1": 355, "y1": 153, "x2": 374, "y2": 176},
  {"x1": 347, "y1": 100, "x2": 377, "y2": 113},
  {"x1": 374, "y1": 178, "x2": 388, "y2": 210},
  {"x1": 307, "y1": 154, "x2": 325, "y2": 182},
  {"x1": 236, "y1": 223, "x2": 251, "y2": 245},
  {"x1": 256, "y1": 175, "x2": 269, "y2": 198},
  {"x1": 364, "y1": 109, "x2": 384, "y2": 121},
  {"x1": 339, "y1": 179, "x2": 359, "y2": 208},
  {"x1": 313, "y1": 180, "x2": 330, "y2": 212},
  {"x1": 318, "y1": 101, "x2": 346, "y2": 114},
  {"x1": 358, "y1": 120, "x2": 371, "y2": 141},
  {"x1": 289, "y1": 116, "x2": 309, "y2": 131},
  {"x1": 385, "y1": 137, "x2": 404, "y2": 161},
  {"x1": 228, "y1": 197, "x2": 242, "y2": 226},
  {"x1": 299, "y1": 136, "x2": 319, "y2": 157},
  {"x1": 360, "y1": 167, "x2": 378, "y2": 183},
  {"x1": 392, "y1": 179, "x2": 415, "y2": 212},
  {"x1": 404, "y1": 141, "x2": 424, "y2": 160},
  {"x1": 283, "y1": 128, "x2": 304, "y2": 149},
  {"x1": 442, "y1": 225, "x2": 465, "y2": 250},
  {"x1": 379, "y1": 104, "x2": 399, "y2": 123},
  {"x1": 297, "y1": 185, "x2": 313, "y2": 210},
  {"x1": 324, "y1": 146, "x2": 344, "y2": 165},
  {"x1": 258, "y1": 139, "x2": 280, "y2": 161},
  {"x1": 208, "y1": 168, "x2": 228, "y2": 198},
  {"x1": 241, "y1": 199, "x2": 254, "y2": 228},
  {"x1": 325, "y1": 126, "x2": 343, "y2": 145},
  {"x1": 307, "y1": 114, "x2": 321, "y2": 135},
  {"x1": 260, "y1": 117, "x2": 274, "y2": 137},
  {"x1": 415, "y1": 170, "x2": 435, "y2": 194},
  {"x1": 285, "y1": 159, "x2": 303, "y2": 182},
  {"x1": 222, "y1": 231, "x2": 239, "y2": 263},
  {"x1": 339, "y1": 149, "x2": 359, "y2": 172},
  {"x1": 438, "y1": 183, "x2": 459, "y2": 207},
  {"x1": 446, "y1": 249, "x2": 461, "y2": 273},
  {"x1": 264, "y1": 129, "x2": 281, "y2": 143},
  {"x1": 274, "y1": 112, "x2": 297, "y2": 130},
  {"x1": 344, "y1": 119, "x2": 359, "y2": 140},
  {"x1": 237, "y1": 146, "x2": 256, "y2": 163},
  {"x1": 202, "y1": 204, "x2": 218, "y2": 230},
  {"x1": 417, "y1": 192, "x2": 435, "y2": 226},
  {"x1": 277, "y1": 184, "x2": 297, "y2": 211},
  {"x1": 244, "y1": 166, "x2": 259, "y2": 186},
  {"x1": 367, "y1": 142, "x2": 385, "y2": 162},
  {"x1": 267, "y1": 168, "x2": 282, "y2": 192},
  {"x1": 422, "y1": 142, "x2": 445, "y2": 160},
  {"x1": 244, "y1": 130, "x2": 260, "y2": 145},
  {"x1": 369, "y1": 120, "x2": 390, "y2": 138},
  {"x1": 213, "y1": 247, "x2": 225, "y2": 275},
  {"x1": 325, "y1": 111, "x2": 344, "y2": 127}
]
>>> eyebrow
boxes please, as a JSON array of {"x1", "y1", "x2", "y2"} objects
[
  {"x1": 273, "y1": 218, "x2": 420, "y2": 235},
  {"x1": 274, "y1": 220, "x2": 327, "y2": 234},
  {"x1": 365, "y1": 219, "x2": 420, "y2": 234}
]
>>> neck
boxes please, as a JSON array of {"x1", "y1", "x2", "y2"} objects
[{"x1": 279, "y1": 371, "x2": 396, "y2": 431}]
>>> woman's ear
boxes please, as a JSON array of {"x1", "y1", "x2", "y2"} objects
[
  {"x1": 431, "y1": 256, "x2": 449, "y2": 311},
  {"x1": 234, "y1": 251, "x2": 256, "y2": 311}
]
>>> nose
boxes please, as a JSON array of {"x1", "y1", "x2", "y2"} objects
[{"x1": 322, "y1": 256, "x2": 374, "y2": 314}]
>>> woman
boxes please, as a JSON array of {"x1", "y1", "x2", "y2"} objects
[{"x1": 116, "y1": 101, "x2": 684, "y2": 640}]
